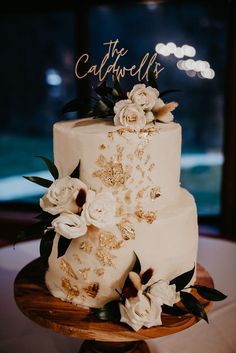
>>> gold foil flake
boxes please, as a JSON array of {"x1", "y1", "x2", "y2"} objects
[
  {"x1": 78, "y1": 268, "x2": 90, "y2": 280},
  {"x1": 148, "y1": 163, "x2": 155, "y2": 172},
  {"x1": 135, "y1": 140, "x2": 150, "y2": 161},
  {"x1": 93, "y1": 161, "x2": 131, "y2": 188},
  {"x1": 80, "y1": 241, "x2": 93, "y2": 254},
  {"x1": 99, "y1": 144, "x2": 106, "y2": 150},
  {"x1": 96, "y1": 248, "x2": 115, "y2": 266},
  {"x1": 139, "y1": 126, "x2": 159, "y2": 135},
  {"x1": 60, "y1": 259, "x2": 78, "y2": 280},
  {"x1": 96, "y1": 154, "x2": 107, "y2": 168},
  {"x1": 145, "y1": 154, "x2": 151, "y2": 165},
  {"x1": 150, "y1": 187, "x2": 161, "y2": 200},
  {"x1": 84, "y1": 282, "x2": 100, "y2": 298},
  {"x1": 117, "y1": 220, "x2": 136, "y2": 240},
  {"x1": 61, "y1": 278, "x2": 80, "y2": 299},
  {"x1": 136, "y1": 165, "x2": 145, "y2": 178},
  {"x1": 124, "y1": 190, "x2": 132, "y2": 204},
  {"x1": 136, "y1": 186, "x2": 149, "y2": 199},
  {"x1": 116, "y1": 204, "x2": 126, "y2": 217},
  {"x1": 99, "y1": 232, "x2": 124, "y2": 249},
  {"x1": 116, "y1": 127, "x2": 134, "y2": 135},
  {"x1": 147, "y1": 176, "x2": 152, "y2": 183},
  {"x1": 94, "y1": 268, "x2": 105, "y2": 276},
  {"x1": 107, "y1": 131, "x2": 114, "y2": 141},
  {"x1": 135, "y1": 208, "x2": 157, "y2": 224}
]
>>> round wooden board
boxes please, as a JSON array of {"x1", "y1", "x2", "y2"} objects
[{"x1": 14, "y1": 259, "x2": 213, "y2": 342}]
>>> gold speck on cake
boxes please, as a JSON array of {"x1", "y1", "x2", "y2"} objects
[
  {"x1": 135, "y1": 208, "x2": 157, "y2": 224},
  {"x1": 139, "y1": 126, "x2": 159, "y2": 135},
  {"x1": 117, "y1": 220, "x2": 136, "y2": 240},
  {"x1": 144, "y1": 154, "x2": 151, "y2": 165},
  {"x1": 150, "y1": 186, "x2": 161, "y2": 200},
  {"x1": 147, "y1": 176, "x2": 152, "y2": 182},
  {"x1": 60, "y1": 259, "x2": 78, "y2": 280},
  {"x1": 116, "y1": 127, "x2": 134, "y2": 135},
  {"x1": 96, "y1": 154, "x2": 107, "y2": 168},
  {"x1": 136, "y1": 186, "x2": 149, "y2": 199},
  {"x1": 94, "y1": 268, "x2": 105, "y2": 276},
  {"x1": 96, "y1": 248, "x2": 115, "y2": 266},
  {"x1": 116, "y1": 202, "x2": 126, "y2": 217},
  {"x1": 78, "y1": 268, "x2": 91, "y2": 280},
  {"x1": 84, "y1": 282, "x2": 100, "y2": 298},
  {"x1": 61, "y1": 278, "x2": 80, "y2": 299},
  {"x1": 134, "y1": 140, "x2": 150, "y2": 161},
  {"x1": 116, "y1": 144, "x2": 124, "y2": 161},
  {"x1": 148, "y1": 163, "x2": 155, "y2": 172},
  {"x1": 124, "y1": 190, "x2": 132, "y2": 204},
  {"x1": 107, "y1": 131, "x2": 114, "y2": 141},
  {"x1": 99, "y1": 232, "x2": 124, "y2": 249},
  {"x1": 127, "y1": 154, "x2": 134, "y2": 162},
  {"x1": 80, "y1": 241, "x2": 93, "y2": 254},
  {"x1": 99, "y1": 144, "x2": 106, "y2": 150}
]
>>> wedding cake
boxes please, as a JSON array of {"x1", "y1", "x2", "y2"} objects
[{"x1": 33, "y1": 82, "x2": 200, "y2": 331}]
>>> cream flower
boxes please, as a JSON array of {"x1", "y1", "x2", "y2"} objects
[
  {"x1": 149, "y1": 280, "x2": 179, "y2": 306},
  {"x1": 52, "y1": 213, "x2": 87, "y2": 239},
  {"x1": 153, "y1": 100, "x2": 178, "y2": 123},
  {"x1": 119, "y1": 291, "x2": 162, "y2": 331},
  {"x1": 82, "y1": 190, "x2": 116, "y2": 228},
  {"x1": 127, "y1": 84, "x2": 159, "y2": 111},
  {"x1": 113, "y1": 99, "x2": 146, "y2": 130},
  {"x1": 40, "y1": 176, "x2": 87, "y2": 215}
]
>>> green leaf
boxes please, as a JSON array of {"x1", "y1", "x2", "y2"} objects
[
  {"x1": 34, "y1": 211, "x2": 57, "y2": 224},
  {"x1": 40, "y1": 229, "x2": 56, "y2": 266},
  {"x1": 36, "y1": 156, "x2": 59, "y2": 179},
  {"x1": 132, "y1": 252, "x2": 141, "y2": 274},
  {"x1": 162, "y1": 304, "x2": 188, "y2": 316},
  {"x1": 60, "y1": 97, "x2": 90, "y2": 115},
  {"x1": 70, "y1": 161, "x2": 80, "y2": 179},
  {"x1": 94, "y1": 79, "x2": 113, "y2": 98},
  {"x1": 23, "y1": 176, "x2": 53, "y2": 188},
  {"x1": 57, "y1": 235, "x2": 72, "y2": 258},
  {"x1": 180, "y1": 291, "x2": 209, "y2": 323},
  {"x1": 191, "y1": 285, "x2": 227, "y2": 301},
  {"x1": 15, "y1": 221, "x2": 44, "y2": 244},
  {"x1": 170, "y1": 265, "x2": 195, "y2": 292},
  {"x1": 93, "y1": 99, "x2": 111, "y2": 115},
  {"x1": 148, "y1": 69, "x2": 158, "y2": 89},
  {"x1": 92, "y1": 300, "x2": 121, "y2": 322}
]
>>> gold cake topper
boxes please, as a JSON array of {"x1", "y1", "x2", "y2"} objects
[{"x1": 75, "y1": 39, "x2": 163, "y2": 82}]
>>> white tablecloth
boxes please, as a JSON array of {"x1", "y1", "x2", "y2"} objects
[{"x1": 0, "y1": 237, "x2": 236, "y2": 353}]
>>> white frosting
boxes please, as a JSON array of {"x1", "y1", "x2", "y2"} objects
[{"x1": 45, "y1": 117, "x2": 198, "y2": 309}]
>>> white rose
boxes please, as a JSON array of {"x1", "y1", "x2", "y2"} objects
[
  {"x1": 114, "y1": 99, "x2": 146, "y2": 130},
  {"x1": 128, "y1": 84, "x2": 159, "y2": 111},
  {"x1": 82, "y1": 190, "x2": 116, "y2": 228},
  {"x1": 119, "y1": 291, "x2": 162, "y2": 331},
  {"x1": 52, "y1": 213, "x2": 87, "y2": 239},
  {"x1": 149, "y1": 280, "x2": 178, "y2": 306},
  {"x1": 40, "y1": 176, "x2": 87, "y2": 215},
  {"x1": 145, "y1": 111, "x2": 155, "y2": 123}
]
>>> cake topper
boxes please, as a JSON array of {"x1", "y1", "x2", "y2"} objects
[{"x1": 75, "y1": 39, "x2": 163, "y2": 82}]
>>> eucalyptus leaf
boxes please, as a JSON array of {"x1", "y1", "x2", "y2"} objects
[
  {"x1": 36, "y1": 155, "x2": 59, "y2": 179},
  {"x1": 40, "y1": 229, "x2": 56, "y2": 266},
  {"x1": 57, "y1": 235, "x2": 72, "y2": 258},
  {"x1": 92, "y1": 300, "x2": 121, "y2": 322},
  {"x1": 70, "y1": 161, "x2": 80, "y2": 179},
  {"x1": 60, "y1": 97, "x2": 90, "y2": 115},
  {"x1": 147, "y1": 69, "x2": 158, "y2": 89},
  {"x1": 180, "y1": 291, "x2": 209, "y2": 323},
  {"x1": 23, "y1": 176, "x2": 53, "y2": 188},
  {"x1": 191, "y1": 285, "x2": 227, "y2": 301},
  {"x1": 93, "y1": 99, "x2": 111, "y2": 115},
  {"x1": 170, "y1": 265, "x2": 195, "y2": 292},
  {"x1": 162, "y1": 304, "x2": 188, "y2": 316},
  {"x1": 15, "y1": 221, "x2": 45, "y2": 244}
]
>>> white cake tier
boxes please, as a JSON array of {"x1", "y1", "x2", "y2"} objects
[
  {"x1": 45, "y1": 188, "x2": 198, "y2": 308},
  {"x1": 53, "y1": 117, "x2": 181, "y2": 212}
]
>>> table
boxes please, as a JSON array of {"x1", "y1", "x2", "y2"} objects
[{"x1": 1, "y1": 237, "x2": 236, "y2": 353}]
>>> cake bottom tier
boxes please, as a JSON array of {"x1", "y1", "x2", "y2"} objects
[{"x1": 45, "y1": 188, "x2": 198, "y2": 308}]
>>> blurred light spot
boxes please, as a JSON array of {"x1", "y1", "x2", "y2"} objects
[{"x1": 46, "y1": 69, "x2": 62, "y2": 86}]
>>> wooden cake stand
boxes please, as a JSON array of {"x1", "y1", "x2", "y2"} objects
[{"x1": 14, "y1": 259, "x2": 213, "y2": 353}]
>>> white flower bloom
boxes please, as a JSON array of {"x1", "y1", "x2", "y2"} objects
[
  {"x1": 52, "y1": 213, "x2": 87, "y2": 239},
  {"x1": 145, "y1": 111, "x2": 155, "y2": 123},
  {"x1": 153, "y1": 98, "x2": 175, "y2": 123},
  {"x1": 127, "y1": 84, "x2": 159, "y2": 111},
  {"x1": 114, "y1": 99, "x2": 146, "y2": 130},
  {"x1": 40, "y1": 176, "x2": 87, "y2": 215},
  {"x1": 119, "y1": 291, "x2": 163, "y2": 331},
  {"x1": 149, "y1": 280, "x2": 178, "y2": 306},
  {"x1": 82, "y1": 190, "x2": 116, "y2": 228}
]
